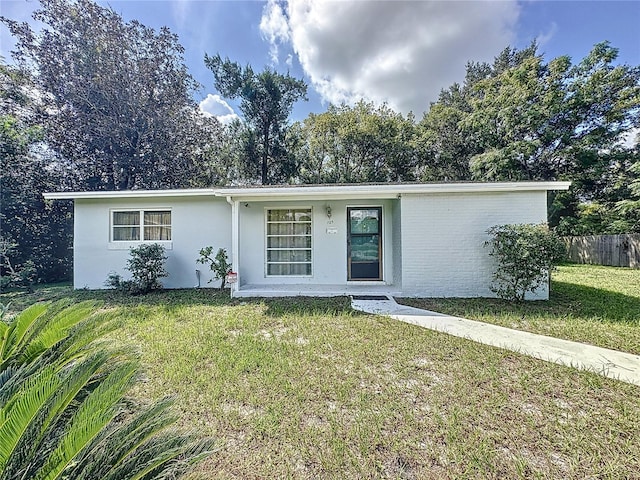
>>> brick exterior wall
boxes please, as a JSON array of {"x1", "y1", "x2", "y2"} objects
[{"x1": 400, "y1": 191, "x2": 548, "y2": 298}]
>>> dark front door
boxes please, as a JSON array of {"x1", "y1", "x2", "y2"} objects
[{"x1": 347, "y1": 207, "x2": 382, "y2": 280}]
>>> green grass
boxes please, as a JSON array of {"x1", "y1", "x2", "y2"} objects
[
  {"x1": 400, "y1": 264, "x2": 640, "y2": 355},
  {"x1": 2, "y1": 265, "x2": 640, "y2": 478}
]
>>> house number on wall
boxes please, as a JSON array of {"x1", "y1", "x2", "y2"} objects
[{"x1": 326, "y1": 228, "x2": 338, "y2": 234}]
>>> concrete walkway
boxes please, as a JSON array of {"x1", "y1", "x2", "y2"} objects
[{"x1": 351, "y1": 296, "x2": 640, "y2": 386}]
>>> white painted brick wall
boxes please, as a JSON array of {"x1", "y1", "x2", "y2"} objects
[
  {"x1": 391, "y1": 199, "x2": 402, "y2": 288},
  {"x1": 400, "y1": 191, "x2": 549, "y2": 299}
]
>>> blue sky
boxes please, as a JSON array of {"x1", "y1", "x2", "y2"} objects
[{"x1": 1, "y1": 0, "x2": 639, "y2": 123}]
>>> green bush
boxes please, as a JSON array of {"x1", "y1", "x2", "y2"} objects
[
  {"x1": 126, "y1": 243, "x2": 168, "y2": 294},
  {"x1": 196, "y1": 246, "x2": 232, "y2": 290},
  {"x1": 485, "y1": 223, "x2": 566, "y2": 301},
  {"x1": 104, "y1": 244, "x2": 168, "y2": 294}
]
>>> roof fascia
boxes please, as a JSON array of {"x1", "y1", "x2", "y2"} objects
[
  {"x1": 43, "y1": 188, "x2": 218, "y2": 200},
  {"x1": 43, "y1": 182, "x2": 571, "y2": 201},
  {"x1": 215, "y1": 182, "x2": 572, "y2": 200}
]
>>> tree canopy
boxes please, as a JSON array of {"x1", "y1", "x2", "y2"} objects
[
  {"x1": 3, "y1": 0, "x2": 224, "y2": 191},
  {"x1": 294, "y1": 101, "x2": 418, "y2": 184},
  {"x1": 205, "y1": 53, "x2": 307, "y2": 184},
  {"x1": 1, "y1": 0, "x2": 226, "y2": 283},
  {"x1": 417, "y1": 42, "x2": 640, "y2": 233},
  {"x1": 0, "y1": 61, "x2": 73, "y2": 284}
]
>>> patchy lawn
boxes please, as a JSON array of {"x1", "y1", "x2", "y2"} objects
[
  {"x1": 1, "y1": 264, "x2": 639, "y2": 478},
  {"x1": 400, "y1": 264, "x2": 640, "y2": 355}
]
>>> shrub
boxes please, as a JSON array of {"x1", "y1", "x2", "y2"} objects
[
  {"x1": 104, "y1": 244, "x2": 168, "y2": 294},
  {"x1": 125, "y1": 244, "x2": 168, "y2": 294},
  {"x1": 196, "y1": 246, "x2": 232, "y2": 289},
  {"x1": 103, "y1": 271, "x2": 136, "y2": 293},
  {"x1": 485, "y1": 223, "x2": 566, "y2": 301}
]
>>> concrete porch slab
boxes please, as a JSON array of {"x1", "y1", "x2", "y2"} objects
[{"x1": 233, "y1": 284, "x2": 401, "y2": 298}]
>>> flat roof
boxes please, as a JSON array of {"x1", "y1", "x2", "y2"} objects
[{"x1": 44, "y1": 181, "x2": 571, "y2": 201}]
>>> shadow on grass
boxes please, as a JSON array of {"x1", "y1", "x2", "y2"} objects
[
  {"x1": 0, "y1": 285, "x2": 235, "y2": 315},
  {"x1": 400, "y1": 281, "x2": 639, "y2": 325},
  {"x1": 552, "y1": 281, "x2": 640, "y2": 323},
  {"x1": 1, "y1": 284, "x2": 356, "y2": 318}
]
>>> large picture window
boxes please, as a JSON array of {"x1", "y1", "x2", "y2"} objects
[
  {"x1": 112, "y1": 210, "x2": 171, "y2": 242},
  {"x1": 266, "y1": 208, "x2": 312, "y2": 276}
]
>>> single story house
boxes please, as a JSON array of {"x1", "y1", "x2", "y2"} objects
[{"x1": 44, "y1": 181, "x2": 570, "y2": 299}]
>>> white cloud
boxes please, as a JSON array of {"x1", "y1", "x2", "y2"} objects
[
  {"x1": 260, "y1": 0, "x2": 290, "y2": 64},
  {"x1": 536, "y1": 21, "x2": 558, "y2": 48},
  {"x1": 170, "y1": 0, "x2": 192, "y2": 28},
  {"x1": 262, "y1": 0, "x2": 520, "y2": 115},
  {"x1": 199, "y1": 94, "x2": 239, "y2": 125}
]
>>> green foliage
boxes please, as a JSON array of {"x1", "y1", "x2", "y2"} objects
[
  {"x1": 103, "y1": 272, "x2": 136, "y2": 294},
  {"x1": 416, "y1": 43, "x2": 540, "y2": 182},
  {"x1": 2, "y1": 0, "x2": 223, "y2": 190},
  {"x1": 295, "y1": 101, "x2": 418, "y2": 183},
  {"x1": 486, "y1": 224, "x2": 566, "y2": 301},
  {"x1": 196, "y1": 247, "x2": 232, "y2": 290},
  {"x1": 0, "y1": 240, "x2": 37, "y2": 293},
  {"x1": 462, "y1": 42, "x2": 640, "y2": 184},
  {"x1": 205, "y1": 53, "x2": 307, "y2": 184},
  {"x1": 556, "y1": 201, "x2": 640, "y2": 235},
  {"x1": 0, "y1": 300, "x2": 213, "y2": 479},
  {"x1": 416, "y1": 41, "x2": 640, "y2": 234},
  {"x1": 125, "y1": 244, "x2": 168, "y2": 294},
  {"x1": 0, "y1": 62, "x2": 73, "y2": 284}
]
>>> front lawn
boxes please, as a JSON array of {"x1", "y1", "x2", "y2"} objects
[
  {"x1": 401, "y1": 264, "x2": 640, "y2": 355},
  {"x1": 1, "y1": 264, "x2": 639, "y2": 478}
]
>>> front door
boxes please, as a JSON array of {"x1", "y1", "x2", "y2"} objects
[{"x1": 347, "y1": 207, "x2": 382, "y2": 280}]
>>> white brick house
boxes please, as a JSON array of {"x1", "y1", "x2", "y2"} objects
[{"x1": 44, "y1": 182, "x2": 570, "y2": 299}]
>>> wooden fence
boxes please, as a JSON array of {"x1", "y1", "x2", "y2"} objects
[{"x1": 563, "y1": 234, "x2": 640, "y2": 268}]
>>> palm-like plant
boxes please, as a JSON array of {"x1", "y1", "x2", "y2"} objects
[{"x1": 0, "y1": 301, "x2": 213, "y2": 480}]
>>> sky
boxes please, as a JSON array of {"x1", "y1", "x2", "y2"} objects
[{"x1": 1, "y1": 0, "x2": 639, "y2": 124}]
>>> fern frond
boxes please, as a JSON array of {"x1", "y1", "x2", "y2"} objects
[
  {"x1": 0, "y1": 303, "x2": 49, "y2": 366},
  {"x1": 69, "y1": 397, "x2": 178, "y2": 479},
  {"x1": 0, "y1": 364, "x2": 60, "y2": 469},
  {"x1": 35, "y1": 361, "x2": 138, "y2": 480},
  {"x1": 22, "y1": 302, "x2": 99, "y2": 365},
  {"x1": 4, "y1": 350, "x2": 114, "y2": 480},
  {"x1": 103, "y1": 431, "x2": 216, "y2": 480}
]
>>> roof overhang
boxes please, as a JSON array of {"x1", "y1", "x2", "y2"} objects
[
  {"x1": 44, "y1": 182, "x2": 571, "y2": 201},
  {"x1": 216, "y1": 181, "x2": 571, "y2": 201},
  {"x1": 43, "y1": 188, "x2": 218, "y2": 200}
]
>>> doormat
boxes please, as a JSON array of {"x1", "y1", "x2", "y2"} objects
[{"x1": 351, "y1": 295, "x2": 390, "y2": 301}]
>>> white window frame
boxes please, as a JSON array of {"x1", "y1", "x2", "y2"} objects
[
  {"x1": 109, "y1": 208, "x2": 173, "y2": 249},
  {"x1": 265, "y1": 207, "x2": 313, "y2": 277}
]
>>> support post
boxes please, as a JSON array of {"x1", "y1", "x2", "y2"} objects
[{"x1": 226, "y1": 196, "x2": 240, "y2": 298}]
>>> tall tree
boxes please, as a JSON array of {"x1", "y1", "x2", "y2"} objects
[
  {"x1": 3, "y1": 0, "x2": 223, "y2": 191},
  {"x1": 417, "y1": 43, "x2": 540, "y2": 181},
  {"x1": 0, "y1": 61, "x2": 73, "y2": 284},
  {"x1": 418, "y1": 42, "x2": 640, "y2": 233},
  {"x1": 464, "y1": 43, "x2": 640, "y2": 184},
  {"x1": 295, "y1": 101, "x2": 418, "y2": 184},
  {"x1": 204, "y1": 54, "x2": 307, "y2": 184}
]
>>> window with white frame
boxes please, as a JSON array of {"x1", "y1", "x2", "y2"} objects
[
  {"x1": 112, "y1": 210, "x2": 171, "y2": 242},
  {"x1": 266, "y1": 208, "x2": 312, "y2": 276}
]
